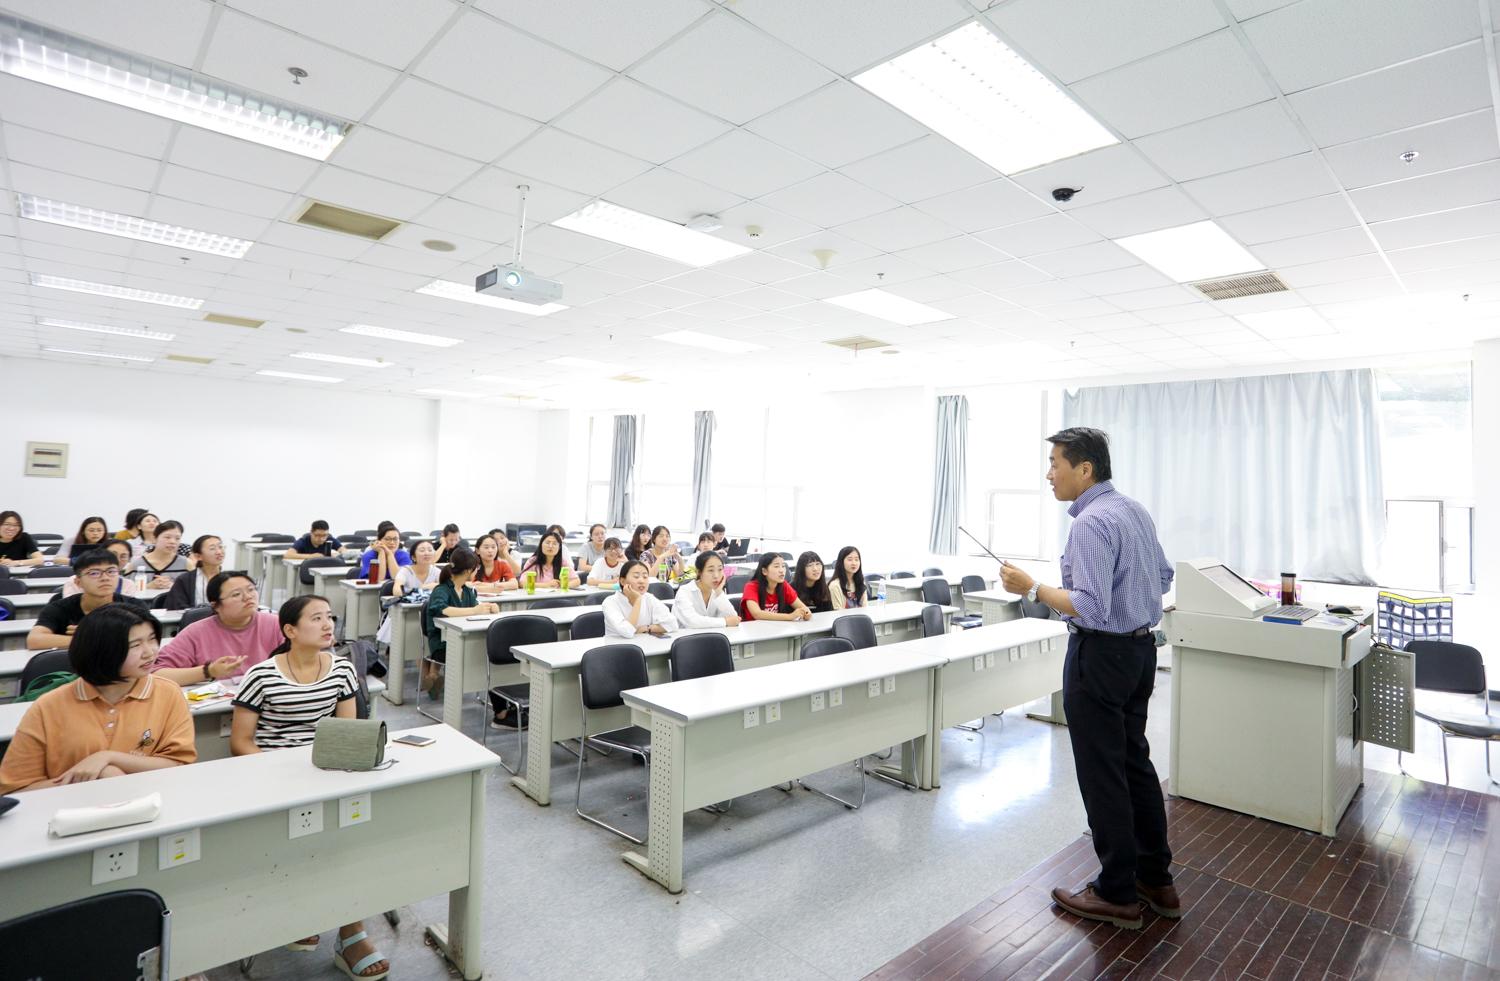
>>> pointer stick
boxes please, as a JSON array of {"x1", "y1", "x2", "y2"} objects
[{"x1": 957, "y1": 526, "x2": 1007, "y2": 565}]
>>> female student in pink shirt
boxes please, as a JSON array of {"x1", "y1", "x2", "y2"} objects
[{"x1": 153, "y1": 572, "x2": 281, "y2": 686}]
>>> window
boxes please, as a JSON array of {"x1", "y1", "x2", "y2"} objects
[{"x1": 967, "y1": 388, "x2": 1050, "y2": 558}]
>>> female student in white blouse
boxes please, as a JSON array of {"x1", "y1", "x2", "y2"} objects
[
  {"x1": 392, "y1": 539, "x2": 440, "y2": 598},
  {"x1": 230, "y1": 595, "x2": 390, "y2": 980},
  {"x1": 603, "y1": 560, "x2": 678, "y2": 638},
  {"x1": 674, "y1": 551, "x2": 742, "y2": 628}
]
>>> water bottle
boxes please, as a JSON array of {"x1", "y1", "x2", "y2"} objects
[
  {"x1": 559, "y1": 566, "x2": 570, "y2": 592},
  {"x1": 877, "y1": 579, "x2": 887, "y2": 605},
  {"x1": 658, "y1": 560, "x2": 668, "y2": 582}
]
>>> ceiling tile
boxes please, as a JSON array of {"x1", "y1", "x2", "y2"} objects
[
  {"x1": 986, "y1": 0, "x2": 1225, "y2": 84},
  {"x1": 1106, "y1": 286, "x2": 1206, "y2": 312},
  {"x1": 167, "y1": 127, "x2": 321, "y2": 192},
  {"x1": 1025, "y1": 241, "x2": 1138, "y2": 278},
  {"x1": 1182, "y1": 153, "x2": 1339, "y2": 215},
  {"x1": 5, "y1": 0, "x2": 213, "y2": 65},
  {"x1": 1276, "y1": 253, "x2": 1391, "y2": 287},
  {"x1": 840, "y1": 137, "x2": 997, "y2": 203},
  {"x1": 1241, "y1": 0, "x2": 1480, "y2": 93},
  {"x1": 226, "y1": 0, "x2": 456, "y2": 69},
  {"x1": 0, "y1": 76, "x2": 175, "y2": 160},
  {"x1": 1322, "y1": 112, "x2": 1499, "y2": 190},
  {"x1": 449, "y1": 168, "x2": 588, "y2": 223},
  {"x1": 746, "y1": 81, "x2": 927, "y2": 169},
  {"x1": 1070, "y1": 30, "x2": 1273, "y2": 138},
  {"x1": 765, "y1": 231, "x2": 881, "y2": 271},
  {"x1": 831, "y1": 207, "x2": 956, "y2": 253},
  {"x1": 5, "y1": 163, "x2": 150, "y2": 216},
  {"x1": 366, "y1": 78, "x2": 540, "y2": 164},
  {"x1": 913, "y1": 180, "x2": 1053, "y2": 233},
  {"x1": 1288, "y1": 42, "x2": 1490, "y2": 147},
  {"x1": 3, "y1": 126, "x2": 160, "y2": 191},
  {"x1": 975, "y1": 214, "x2": 1103, "y2": 257},
  {"x1": 629, "y1": 13, "x2": 835, "y2": 125},
  {"x1": 668, "y1": 129, "x2": 825, "y2": 199},
  {"x1": 415, "y1": 10, "x2": 613, "y2": 122},
  {"x1": 1348, "y1": 159, "x2": 1500, "y2": 223},
  {"x1": 1249, "y1": 226, "x2": 1374, "y2": 267},
  {"x1": 1370, "y1": 201, "x2": 1500, "y2": 252},
  {"x1": 1067, "y1": 264, "x2": 1174, "y2": 296},
  {"x1": 478, "y1": 0, "x2": 709, "y2": 72},
  {"x1": 156, "y1": 165, "x2": 294, "y2": 220},
  {"x1": 1384, "y1": 234, "x2": 1500, "y2": 273},
  {"x1": 729, "y1": 0, "x2": 969, "y2": 74},
  {"x1": 1010, "y1": 143, "x2": 1170, "y2": 208},
  {"x1": 707, "y1": 201, "x2": 820, "y2": 249},
  {"x1": 758, "y1": 172, "x2": 899, "y2": 228},
  {"x1": 1217, "y1": 193, "x2": 1361, "y2": 244},
  {"x1": 895, "y1": 236, "x2": 1011, "y2": 273},
  {"x1": 145, "y1": 197, "x2": 270, "y2": 240},
  {"x1": 301, "y1": 166, "x2": 439, "y2": 221},
  {"x1": 884, "y1": 274, "x2": 978, "y2": 303},
  {"x1": 708, "y1": 251, "x2": 809, "y2": 285},
  {"x1": 555, "y1": 78, "x2": 730, "y2": 166},
  {"x1": 1133, "y1": 100, "x2": 1310, "y2": 182},
  {"x1": 663, "y1": 268, "x2": 760, "y2": 297},
  {"x1": 499, "y1": 128, "x2": 651, "y2": 196},
  {"x1": 1066, "y1": 186, "x2": 1208, "y2": 238},
  {"x1": 948, "y1": 260, "x2": 1054, "y2": 293},
  {"x1": 331, "y1": 129, "x2": 484, "y2": 193},
  {"x1": 590, "y1": 248, "x2": 693, "y2": 281},
  {"x1": 604, "y1": 168, "x2": 744, "y2": 224}
]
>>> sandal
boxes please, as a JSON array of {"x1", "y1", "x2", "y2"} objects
[
  {"x1": 286, "y1": 934, "x2": 320, "y2": 951},
  {"x1": 333, "y1": 930, "x2": 389, "y2": 980}
]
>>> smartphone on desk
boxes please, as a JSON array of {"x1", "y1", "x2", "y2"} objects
[{"x1": 393, "y1": 733, "x2": 436, "y2": 748}]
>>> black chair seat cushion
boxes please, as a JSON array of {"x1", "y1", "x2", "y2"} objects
[
  {"x1": 489, "y1": 682, "x2": 530, "y2": 705},
  {"x1": 1415, "y1": 709, "x2": 1500, "y2": 739},
  {"x1": 589, "y1": 726, "x2": 651, "y2": 753}
]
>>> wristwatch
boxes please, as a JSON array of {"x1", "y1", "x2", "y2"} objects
[
  {"x1": 1026, "y1": 583, "x2": 1041, "y2": 604},
  {"x1": 202, "y1": 662, "x2": 212, "y2": 681}
]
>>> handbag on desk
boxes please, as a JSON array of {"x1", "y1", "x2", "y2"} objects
[{"x1": 311, "y1": 717, "x2": 389, "y2": 771}]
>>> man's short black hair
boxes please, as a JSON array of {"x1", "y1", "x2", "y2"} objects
[
  {"x1": 72, "y1": 549, "x2": 118, "y2": 574},
  {"x1": 443, "y1": 523, "x2": 460, "y2": 535},
  {"x1": 1046, "y1": 427, "x2": 1112, "y2": 482},
  {"x1": 710, "y1": 523, "x2": 725, "y2": 534},
  {"x1": 70, "y1": 603, "x2": 162, "y2": 686},
  {"x1": 311, "y1": 519, "x2": 330, "y2": 532}
]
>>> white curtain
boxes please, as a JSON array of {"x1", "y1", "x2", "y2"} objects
[
  {"x1": 1063, "y1": 369, "x2": 1385, "y2": 584},
  {"x1": 929, "y1": 395, "x2": 968, "y2": 554},
  {"x1": 690, "y1": 410, "x2": 714, "y2": 533},
  {"x1": 607, "y1": 415, "x2": 638, "y2": 528}
]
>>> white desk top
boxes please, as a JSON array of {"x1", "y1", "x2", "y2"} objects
[
  {"x1": 919, "y1": 619, "x2": 1069, "y2": 660},
  {"x1": 0, "y1": 724, "x2": 495, "y2": 869},
  {"x1": 964, "y1": 589, "x2": 1023, "y2": 605},
  {"x1": 438, "y1": 604, "x2": 599, "y2": 633}
]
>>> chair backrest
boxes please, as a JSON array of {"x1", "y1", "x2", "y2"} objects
[
  {"x1": 920, "y1": 579, "x2": 953, "y2": 606},
  {"x1": 647, "y1": 581, "x2": 674, "y2": 601},
  {"x1": 379, "y1": 579, "x2": 395, "y2": 599},
  {"x1": 920, "y1": 604, "x2": 946, "y2": 638},
  {"x1": 254, "y1": 533, "x2": 294, "y2": 543},
  {"x1": 177, "y1": 606, "x2": 216, "y2": 631},
  {"x1": 41, "y1": 543, "x2": 61, "y2": 556},
  {"x1": 776, "y1": 551, "x2": 793, "y2": 561},
  {"x1": 890, "y1": 571, "x2": 915, "y2": 579},
  {"x1": 668, "y1": 633, "x2": 733, "y2": 681},
  {"x1": 1406, "y1": 641, "x2": 1487, "y2": 695},
  {"x1": 350, "y1": 528, "x2": 378, "y2": 539},
  {"x1": 725, "y1": 574, "x2": 751, "y2": 595},
  {"x1": 299, "y1": 555, "x2": 346, "y2": 585},
  {"x1": 831, "y1": 613, "x2": 878, "y2": 651},
  {"x1": 922, "y1": 567, "x2": 944, "y2": 576},
  {"x1": 29, "y1": 564, "x2": 75, "y2": 580},
  {"x1": 1019, "y1": 596, "x2": 1057, "y2": 620},
  {"x1": 19, "y1": 648, "x2": 73, "y2": 693},
  {"x1": 579, "y1": 644, "x2": 648, "y2": 711},
  {"x1": 571, "y1": 610, "x2": 606, "y2": 640},
  {"x1": 0, "y1": 564, "x2": 9, "y2": 577},
  {"x1": 0, "y1": 888, "x2": 170, "y2": 981},
  {"x1": 801, "y1": 637, "x2": 853, "y2": 660},
  {"x1": 341, "y1": 534, "x2": 369, "y2": 550},
  {"x1": 530, "y1": 597, "x2": 575, "y2": 610},
  {"x1": 485, "y1": 614, "x2": 555, "y2": 667},
  {"x1": 960, "y1": 575, "x2": 986, "y2": 594},
  {"x1": 0, "y1": 577, "x2": 25, "y2": 595},
  {"x1": 31, "y1": 533, "x2": 62, "y2": 543},
  {"x1": 152, "y1": 592, "x2": 173, "y2": 609},
  {"x1": 585, "y1": 590, "x2": 609, "y2": 605}
]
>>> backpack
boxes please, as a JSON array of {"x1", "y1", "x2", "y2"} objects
[{"x1": 20, "y1": 671, "x2": 75, "y2": 702}]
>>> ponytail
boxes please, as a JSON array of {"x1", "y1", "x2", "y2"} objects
[
  {"x1": 441, "y1": 547, "x2": 480, "y2": 585},
  {"x1": 273, "y1": 594, "x2": 329, "y2": 656}
]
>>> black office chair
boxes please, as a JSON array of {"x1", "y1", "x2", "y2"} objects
[
  {"x1": 647, "y1": 581, "x2": 674, "y2": 602},
  {"x1": 743, "y1": 553, "x2": 762, "y2": 565},
  {"x1": 890, "y1": 571, "x2": 915, "y2": 580},
  {"x1": 1020, "y1": 596, "x2": 1059, "y2": 620},
  {"x1": 350, "y1": 528, "x2": 378, "y2": 540},
  {"x1": 41, "y1": 543, "x2": 61, "y2": 556},
  {"x1": 485, "y1": 614, "x2": 556, "y2": 774},
  {"x1": 831, "y1": 613, "x2": 878, "y2": 651},
  {"x1": 920, "y1": 604, "x2": 946, "y2": 638},
  {"x1": 960, "y1": 574, "x2": 986, "y2": 594},
  {"x1": 726, "y1": 574, "x2": 751, "y2": 595},
  {"x1": 584, "y1": 590, "x2": 609, "y2": 605},
  {"x1": 28, "y1": 564, "x2": 74, "y2": 580},
  {"x1": 298, "y1": 556, "x2": 346, "y2": 586},
  {"x1": 668, "y1": 633, "x2": 733, "y2": 682},
  {"x1": 31, "y1": 533, "x2": 62, "y2": 543},
  {"x1": 922, "y1": 567, "x2": 944, "y2": 577},
  {"x1": 152, "y1": 593, "x2": 174, "y2": 609},
  {"x1": 0, "y1": 888, "x2": 170, "y2": 981},
  {"x1": 530, "y1": 597, "x2": 575, "y2": 610},
  {"x1": 576, "y1": 644, "x2": 652, "y2": 843},
  {"x1": 1399, "y1": 641, "x2": 1498, "y2": 785},
  {"x1": 571, "y1": 610, "x2": 606, "y2": 640},
  {"x1": 253, "y1": 533, "x2": 294, "y2": 543},
  {"x1": 922, "y1": 579, "x2": 981, "y2": 629},
  {"x1": 340, "y1": 534, "x2": 369, "y2": 550},
  {"x1": 0, "y1": 578, "x2": 23, "y2": 595},
  {"x1": 343, "y1": 565, "x2": 366, "y2": 579},
  {"x1": 801, "y1": 637, "x2": 853, "y2": 660},
  {"x1": 177, "y1": 606, "x2": 216, "y2": 631},
  {"x1": 0, "y1": 564, "x2": 9, "y2": 577},
  {"x1": 19, "y1": 648, "x2": 72, "y2": 695}
]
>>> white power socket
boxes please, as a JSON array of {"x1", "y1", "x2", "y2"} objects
[
  {"x1": 884, "y1": 675, "x2": 896, "y2": 694},
  {"x1": 810, "y1": 692, "x2": 825, "y2": 712},
  {"x1": 339, "y1": 794, "x2": 372, "y2": 828},
  {"x1": 765, "y1": 701, "x2": 781, "y2": 724},
  {"x1": 986, "y1": 652, "x2": 997, "y2": 668},
  {"x1": 288, "y1": 803, "x2": 324, "y2": 839},
  {"x1": 743, "y1": 706, "x2": 760, "y2": 728},
  {"x1": 867, "y1": 680, "x2": 882, "y2": 698},
  {"x1": 91, "y1": 841, "x2": 139, "y2": 884},
  {"x1": 829, "y1": 687, "x2": 843, "y2": 708},
  {"x1": 158, "y1": 828, "x2": 201, "y2": 870},
  {"x1": 742, "y1": 644, "x2": 754, "y2": 659},
  {"x1": 972, "y1": 655, "x2": 985, "y2": 671}
]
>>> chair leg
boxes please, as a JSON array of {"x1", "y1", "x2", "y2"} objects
[
  {"x1": 416, "y1": 659, "x2": 444, "y2": 723},
  {"x1": 489, "y1": 692, "x2": 525, "y2": 776},
  {"x1": 800, "y1": 756, "x2": 866, "y2": 810},
  {"x1": 956, "y1": 715, "x2": 986, "y2": 732},
  {"x1": 1488, "y1": 742, "x2": 1496, "y2": 784},
  {"x1": 1441, "y1": 734, "x2": 1450, "y2": 785},
  {"x1": 573, "y1": 708, "x2": 646, "y2": 845}
]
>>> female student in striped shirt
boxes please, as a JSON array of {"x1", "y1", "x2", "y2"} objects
[{"x1": 230, "y1": 595, "x2": 391, "y2": 980}]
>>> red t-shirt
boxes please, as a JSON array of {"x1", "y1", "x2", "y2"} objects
[
  {"x1": 741, "y1": 580, "x2": 799, "y2": 619},
  {"x1": 476, "y1": 559, "x2": 515, "y2": 583}
]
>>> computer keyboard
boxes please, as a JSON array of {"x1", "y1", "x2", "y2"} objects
[{"x1": 1263, "y1": 605, "x2": 1318, "y2": 622}]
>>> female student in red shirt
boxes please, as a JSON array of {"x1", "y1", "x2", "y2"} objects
[{"x1": 741, "y1": 553, "x2": 811, "y2": 622}]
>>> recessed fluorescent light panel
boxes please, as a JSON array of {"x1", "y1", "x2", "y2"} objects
[
  {"x1": 0, "y1": 18, "x2": 348, "y2": 159},
  {"x1": 415, "y1": 279, "x2": 566, "y2": 316},
  {"x1": 854, "y1": 21, "x2": 1117, "y2": 174},
  {"x1": 339, "y1": 323, "x2": 462, "y2": 348},
  {"x1": 30, "y1": 273, "x2": 204, "y2": 309},
  {"x1": 257, "y1": 369, "x2": 343, "y2": 383},
  {"x1": 1236, "y1": 308, "x2": 1336, "y2": 339},
  {"x1": 291, "y1": 352, "x2": 391, "y2": 368},
  {"x1": 37, "y1": 317, "x2": 174, "y2": 341},
  {"x1": 653, "y1": 330, "x2": 766, "y2": 355},
  {"x1": 43, "y1": 346, "x2": 154, "y2": 363},
  {"x1": 553, "y1": 200, "x2": 752, "y2": 267},
  {"x1": 823, "y1": 288, "x2": 955, "y2": 326},
  {"x1": 18, "y1": 193, "x2": 253, "y2": 257},
  {"x1": 415, "y1": 388, "x2": 483, "y2": 399},
  {"x1": 1115, "y1": 221, "x2": 1266, "y2": 283}
]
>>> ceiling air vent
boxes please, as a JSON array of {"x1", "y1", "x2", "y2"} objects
[
  {"x1": 1190, "y1": 271, "x2": 1289, "y2": 301},
  {"x1": 203, "y1": 313, "x2": 264, "y2": 329},
  {"x1": 825, "y1": 335, "x2": 891, "y2": 352},
  {"x1": 294, "y1": 200, "x2": 401, "y2": 241},
  {"x1": 166, "y1": 354, "x2": 214, "y2": 364}
]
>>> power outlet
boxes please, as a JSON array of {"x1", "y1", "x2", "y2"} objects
[
  {"x1": 972, "y1": 655, "x2": 985, "y2": 671},
  {"x1": 339, "y1": 794, "x2": 372, "y2": 828},
  {"x1": 867, "y1": 680, "x2": 882, "y2": 698},
  {"x1": 884, "y1": 675, "x2": 896, "y2": 694},
  {"x1": 829, "y1": 687, "x2": 843, "y2": 708},
  {"x1": 986, "y1": 652, "x2": 997, "y2": 668},
  {"x1": 219, "y1": 716, "x2": 233, "y2": 738},
  {"x1": 1009, "y1": 646, "x2": 1020, "y2": 662},
  {"x1": 288, "y1": 803, "x2": 324, "y2": 839},
  {"x1": 91, "y1": 841, "x2": 139, "y2": 884},
  {"x1": 810, "y1": 692, "x2": 825, "y2": 713},
  {"x1": 765, "y1": 701, "x2": 781, "y2": 724},
  {"x1": 158, "y1": 828, "x2": 201, "y2": 870},
  {"x1": 743, "y1": 706, "x2": 760, "y2": 728},
  {"x1": 742, "y1": 643, "x2": 754, "y2": 659}
]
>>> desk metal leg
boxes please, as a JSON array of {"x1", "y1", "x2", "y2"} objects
[
  {"x1": 1026, "y1": 690, "x2": 1067, "y2": 725},
  {"x1": 385, "y1": 612, "x2": 409, "y2": 705},
  {"x1": 511, "y1": 665, "x2": 556, "y2": 805},
  {"x1": 622, "y1": 715, "x2": 686, "y2": 894},
  {"x1": 441, "y1": 634, "x2": 470, "y2": 732},
  {"x1": 427, "y1": 769, "x2": 485, "y2": 979}
]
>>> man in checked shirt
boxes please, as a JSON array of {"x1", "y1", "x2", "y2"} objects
[{"x1": 1000, "y1": 427, "x2": 1179, "y2": 930}]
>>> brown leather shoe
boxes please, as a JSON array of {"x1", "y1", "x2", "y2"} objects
[
  {"x1": 1136, "y1": 879, "x2": 1182, "y2": 918},
  {"x1": 1051, "y1": 884, "x2": 1144, "y2": 929}
]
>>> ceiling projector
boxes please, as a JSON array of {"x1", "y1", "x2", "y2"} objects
[{"x1": 475, "y1": 264, "x2": 563, "y2": 305}]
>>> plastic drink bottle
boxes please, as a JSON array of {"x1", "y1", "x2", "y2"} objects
[
  {"x1": 559, "y1": 567, "x2": 570, "y2": 591},
  {"x1": 525, "y1": 570, "x2": 536, "y2": 594}
]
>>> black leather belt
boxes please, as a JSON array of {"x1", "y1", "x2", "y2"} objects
[{"x1": 1067, "y1": 623, "x2": 1151, "y2": 638}]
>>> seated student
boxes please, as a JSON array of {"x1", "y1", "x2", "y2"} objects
[
  {"x1": 544, "y1": 523, "x2": 577, "y2": 570},
  {"x1": 520, "y1": 531, "x2": 570, "y2": 587},
  {"x1": 161, "y1": 534, "x2": 225, "y2": 610},
  {"x1": 688, "y1": 531, "x2": 717, "y2": 562},
  {"x1": 741, "y1": 553, "x2": 811, "y2": 622},
  {"x1": 646, "y1": 525, "x2": 684, "y2": 579},
  {"x1": 829, "y1": 545, "x2": 867, "y2": 610},
  {"x1": 624, "y1": 524, "x2": 652, "y2": 562},
  {"x1": 358, "y1": 522, "x2": 411, "y2": 582},
  {"x1": 674, "y1": 552, "x2": 742, "y2": 628},
  {"x1": 792, "y1": 551, "x2": 835, "y2": 614},
  {"x1": 128, "y1": 512, "x2": 160, "y2": 560},
  {"x1": 29, "y1": 550, "x2": 151, "y2": 649},
  {"x1": 603, "y1": 560, "x2": 678, "y2": 638},
  {"x1": 154, "y1": 572, "x2": 280, "y2": 686},
  {"x1": 284, "y1": 519, "x2": 342, "y2": 560},
  {"x1": 114, "y1": 507, "x2": 149, "y2": 542},
  {"x1": 392, "y1": 539, "x2": 440, "y2": 599},
  {"x1": 577, "y1": 523, "x2": 607, "y2": 572},
  {"x1": 470, "y1": 534, "x2": 518, "y2": 593},
  {"x1": 711, "y1": 523, "x2": 729, "y2": 554},
  {"x1": 230, "y1": 596, "x2": 391, "y2": 981},
  {"x1": 588, "y1": 537, "x2": 627, "y2": 585},
  {"x1": 126, "y1": 519, "x2": 188, "y2": 588},
  {"x1": 57, "y1": 515, "x2": 109, "y2": 564},
  {"x1": 485, "y1": 528, "x2": 524, "y2": 575},
  {"x1": 0, "y1": 510, "x2": 44, "y2": 567},
  {"x1": 422, "y1": 550, "x2": 498, "y2": 699},
  {"x1": 0, "y1": 603, "x2": 195, "y2": 794},
  {"x1": 64, "y1": 540, "x2": 141, "y2": 598},
  {"x1": 432, "y1": 523, "x2": 467, "y2": 564}
]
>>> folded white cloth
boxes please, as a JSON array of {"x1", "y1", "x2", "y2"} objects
[{"x1": 48, "y1": 791, "x2": 162, "y2": 838}]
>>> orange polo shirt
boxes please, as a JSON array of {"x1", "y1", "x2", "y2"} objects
[{"x1": 0, "y1": 674, "x2": 196, "y2": 793}]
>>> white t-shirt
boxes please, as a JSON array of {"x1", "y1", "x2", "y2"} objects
[
  {"x1": 589, "y1": 556, "x2": 626, "y2": 582},
  {"x1": 602, "y1": 592, "x2": 677, "y2": 638},
  {"x1": 673, "y1": 582, "x2": 738, "y2": 628}
]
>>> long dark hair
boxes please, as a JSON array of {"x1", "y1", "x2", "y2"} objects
[
  {"x1": 0, "y1": 510, "x2": 23, "y2": 535},
  {"x1": 792, "y1": 551, "x2": 830, "y2": 608},
  {"x1": 270, "y1": 594, "x2": 331, "y2": 656},
  {"x1": 440, "y1": 547, "x2": 480, "y2": 585},
  {"x1": 472, "y1": 534, "x2": 498, "y2": 578},
  {"x1": 527, "y1": 532, "x2": 565, "y2": 578},
  {"x1": 625, "y1": 524, "x2": 651, "y2": 560},
  {"x1": 835, "y1": 545, "x2": 865, "y2": 605},
  {"x1": 72, "y1": 515, "x2": 109, "y2": 546},
  {"x1": 750, "y1": 552, "x2": 785, "y2": 609}
]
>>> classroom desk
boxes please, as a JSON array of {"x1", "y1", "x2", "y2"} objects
[
  {"x1": 489, "y1": 583, "x2": 606, "y2": 609},
  {"x1": 882, "y1": 575, "x2": 994, "y2": 606},
  {"x1": 21, "y1": 571, "x2": 75, "y2": 593},
  {"x1": 620, "y1": 643, "x2": 945, "y2": 894},
  {"x1": 243, "y1": 541, "x2": 282, "y2": 592},
  {"x1": 7, "y1": 588, "x2": 168, "y2": 613},
  {"x1": 338, "y1": 579, "x2": 386, "y2": 640},
  {"x1": 384, "y1": 601, "x2": 426, "y2": 705},
  {"x1": 962, "y1": 591, "x2": 1065, "y2": 724},
  {"x1": 294, "y1": 561, "x2": 358, "y2": 600},
  {"x1": 505, "y1": 601, "x2": 948, "y2": 806},
  {"x1": 0, "y1": 723, "x2": 496, "y2": 979}
]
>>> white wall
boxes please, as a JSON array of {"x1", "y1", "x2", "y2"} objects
[
  {"x1": 1473, "y1": 340, "x2": 1500, "y2": 596},
  {"x1": 430, "y1": 400, "x2": 560, "y2": 534}
]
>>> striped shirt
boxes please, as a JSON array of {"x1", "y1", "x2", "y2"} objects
[
  {"x1": 232, "y1": 654, "x2": 358, "y2": 750},
  {"x1": 1060, "y1": 481, "x2": 1174, "y2": 633}
]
